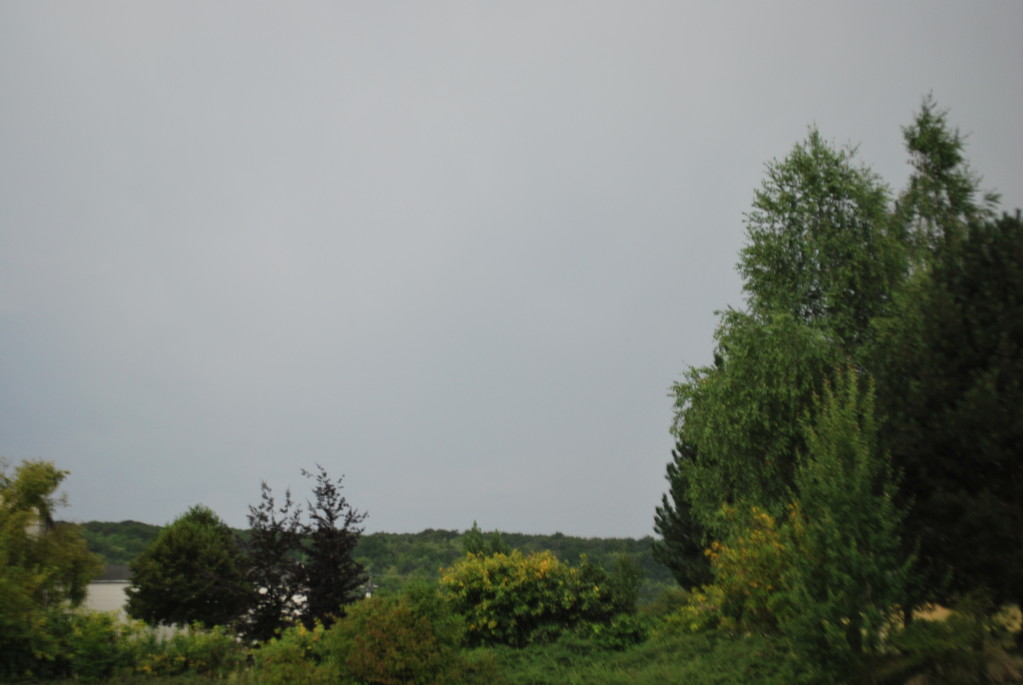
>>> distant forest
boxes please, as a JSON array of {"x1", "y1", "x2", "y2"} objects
[{"x1": 79, "y1": 520, "x2": 675, "y2": 600}]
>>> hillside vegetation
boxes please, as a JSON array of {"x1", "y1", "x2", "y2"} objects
[{"x1": 81, "y1": 520, "x2": 674, "y2": 598}]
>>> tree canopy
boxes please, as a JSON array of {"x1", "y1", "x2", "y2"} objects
[
  {"x1": 739, "y1": 127, "x2": 904, "y2": 352},
  {"x1": 671, "y1": 309, "x2": 841, "y2": 529},
  {"x1": 874, "y1": 210, "x2": 1023, "y2": 606},
  {"x1": 1, "y1": 459, "x2": 102, "y2": 677},
  {"x1": 656, "y1": 97, "x2": 1020, "y2": 673},
  {"x1": 126, "y1": 504, "x2": 250, "y2": 627}
]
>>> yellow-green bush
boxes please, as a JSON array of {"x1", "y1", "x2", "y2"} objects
[
  {"x1": 656, "y1": 585, "x2": 725, "y2": 635},
  {"x1": 440, "y1": 550, "x2": 618, "y2": 647},
  {"x1": 251, "y1": 621, "x2": 338, "y2": 684},
  {"x1": 658, "y1": 506, "x2": 788, "y2": 637},
  {"x1": 706, "y1": 505, "x2": 789, "y2": 632}
]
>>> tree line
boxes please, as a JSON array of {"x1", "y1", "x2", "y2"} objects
[{"x1": 81, "y1": 519, "x2": 674, "y2": 596}]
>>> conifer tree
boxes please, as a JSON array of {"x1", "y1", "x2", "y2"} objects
[
  {"x1": 651, "y1": 441, "x2": 711, "y2": 588},
  {"x1": 299, "y1": 465, "x2": 367, "y2": 628}
]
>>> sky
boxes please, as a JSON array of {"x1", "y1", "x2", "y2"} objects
[{"x1": 1, "y1": 2, "x2": 1021, "y2": 538}]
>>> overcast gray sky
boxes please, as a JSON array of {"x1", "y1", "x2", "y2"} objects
[{"x1": 2, "y1": 2, "x2": 1021, "y2": 537}]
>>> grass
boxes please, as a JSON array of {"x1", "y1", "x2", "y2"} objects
[{"x1": 492, "y1": 630, "x2": 796, "y2": 685}]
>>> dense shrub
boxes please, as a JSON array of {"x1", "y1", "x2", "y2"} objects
[
  {"x1": 62, "y1": 611, "x2": 137, "y2": 681},
  {"x1": 574, "y1": 613, "x2": 648, "y2": 651},
  {"x1": 251, "y1": 621, "x2": 338, "y2": 685},
  {"x1": 133, "y1": 624, "x2": 246, "y2": 678},
  {"x1": 706, "y1": 505, "x2": 788, "y2": 632},
  {"x1": 655, "y1": 506, "x2": 787, "y2": 637},
  {"x1": 656, "y1": 585, "x2": 725, "y2": 635},
  {"x1": 0, "y1": 611, "x2": 247, "y2": 682},
  {"x1": 0, "y1": 609, "x2": 130, "y2": 681},
  {"x1": 779, "y1": 371, "x2": 912, "y2": 682},
  {"x1": 440, "y1": 550, "x2": 620, "y2": 647},
  {"x1": 328, "y1": 583, "x2": 495, "y2": 685}
]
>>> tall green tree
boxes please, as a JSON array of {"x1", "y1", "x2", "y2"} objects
[
  {"x1": 895, "y1": 94, "x2": 998, "y2": 258},
  {"x1": 663, "y1": 128, "x2": 904, "y2": 556},
  {"x1": 874, "y1": 211, "x2": 1023, "y2": 607},
  {"x1": 126, "y1": 505, "x2": 250, "y2": 627},
  {"x1": 738, "y1": 128, "x2": 904, "y2": 352}
]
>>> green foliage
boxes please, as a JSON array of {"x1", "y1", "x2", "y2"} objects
[
  {"x1": 706, "y1": 506, "x2": 789, "y2": 633},
  {"x1": 0, "y1": 610, "x2": 247, "y2": 682},
  {"x1": 0, "y1": 459, "x2": 103, "y2": 679},
  {"x1": 131, "y1": 623, "x2": 246, "y2": 679},
  {"x1": 353, "y1": 528, "x2": 466, "y2": 593},
  {"x1": 462, "y1": 521, "x2": 511, "y2": 556},
  {"x1": 342, "y1": 596, "x2": 448, "y2": 683},
  {"x1": 327, "y1": 582, "x2": 495, "y2": 685},
  {"x1": 0, "y1": 609, "x2": 138, "y2": 681},
  {"x1": 605, "y1": 554, "x2": 643, "y2": 616},
  {"x1": 671, "y1": 310, "x2": 840, "y2": 530},
  {"x1": 657, "y1": 99, "x2": 1023, "y2": 682},
  {"x1": 0, "y1": 460, "x2": 102, "y2": 605},
  {"x1": 81, "y1": 520, "x2": 162, "y2": 566},
  {"x1": 875, "y1": 97, "x2": 1018, "y2": 611},
  {"x1": 652, "y1": 441, "x2": 712, "y2": 589},
  {"x1": 655, "y1": 506, "x2": 790, "y2": 637},
  {"x1": 79, "y1": 519, "x2": 673, "y2": 604},
  {"x1": 875, "y1": 211, "x2": 1023, "y2": 607},
  {"x1": 60, "y1": 611, "x2": 136, "y2": 681},
  {"x1": 656, "y1": 584, "x2": 726, "y2": 635},
  {"x1": 573, "y1": 613, "x2": 648, "y2": 651},
  {"x1": 126, "y1": 505, "x2": 250, "y2": 628},
  {"x1": 895, "y1": 94, "x2": 999, "y2": 257},
  {"x1": 440, "y1": 550, "x2": 621, "y2": 647},
  {"x1": 250, "y1": 621, "x2": 338, "y2": 684},
  {"x1": 364, "y1": 527, "x2": 673, "y2": 607},
  {"x1": 493, "y1": 629, "x2": 795, "y2": 685},
  {"x1": 780, "y1": 369, "x2": 912, "y2": 681},
  {"x1": 739, "y1": 127, "x2": 903, "y2": 352},
  {"x1": 639, "y1": 585, "x2": 693, "y2": 622}
]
